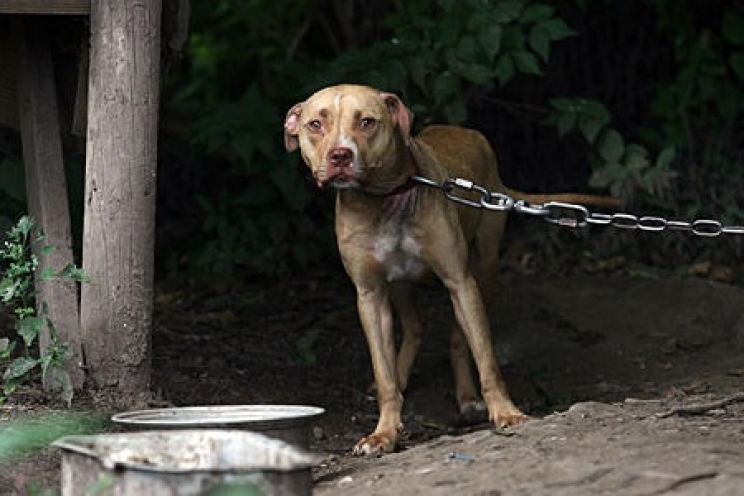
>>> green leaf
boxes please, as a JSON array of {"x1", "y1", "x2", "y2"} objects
[
  {"x1": 577, "y1": 102, "x2": 611, "y2": 143},
  {"x1": 492, "y1": 0, "x2": 525, "y2": 23},
  {"x1": 513, "y1": 51, "x2": 541, "y2": 75},
  {"x1": 529, "y1": 25, "x2": 551, "y2": 61},
  {"x1": 477, "y1": 24, "x2": 502, "y2": 59},
  {"x1": 461, "y1": 63, "x2": 493, "y2": 85},
  {"x1": 456, "y1": 35, "x2": 478, "y2": 61},
  {"x1": 550, "y1": 98, "x2": 574, "y2": 112},
  {"x1": 624, "y1": 145, "x2": 650, "y2": 172},
  {"x1": 597, "y1": 129, "x2": 625, "y2": 163},
  {"x1": 432, "y1": 72, "x2": 459, "y2": 104},
  {"x1": 16, "y1": 216, "x2": 34, "y2": 237},
  {"x1": 556, "y1": 111, "x2": 577, "y2": 137},
  {"x1": 540, "y1": 18, "x2": 576, "y2": 41},
  {"x1": 655, "y1": 145, "x2": 676, "y2": 169},
  {"x1": 0, "y1": 338, "x2": 13, "y2": 358},
  {"x1": 588, "y1": 163, "x2": 626, "y2": 189},
  {"x1": 521, "y1": 4, "x2": 554, "y2": 23},
  {"x1": 3, "y1": 357, "x2": 38, "y2": 380},
  {"x1": 17, "y1": 316, "x2": 44, "y2": 348},
  {"x1": 0, "y1": 279, "x2": 21, "y2": 303},
  {"x1": 722, "y1": 11, "x2": 744, "y2": 46},
  {"x1": 41, "y1": 245, "x2": 54, "y2": 256},
  {"x1": 494, "y1": 56, "x2": 515, "y2": 86}
]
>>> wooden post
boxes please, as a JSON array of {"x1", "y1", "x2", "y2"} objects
[
  {"x1": 80, "y1": 0, "x2": 161, "y2": 400},
  {"x1": 14, "y1": 17, "x2": 84, "y2": 391}
]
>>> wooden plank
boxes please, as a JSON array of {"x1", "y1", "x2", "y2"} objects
[
  {"x1": 14, "y1": 17, "x2": 84, "y2": 390},
  {"x1": 0, "y1": 1, "x2": 89, "y2": 15},
  {"x1": 80, "y1": 0, "x2": 161, "y2": 401}
]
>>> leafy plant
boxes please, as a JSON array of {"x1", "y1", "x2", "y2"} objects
[
  {"x1": 642, "y1": 3, "x2": 744, "y2": 222},
  {"x1": 0, "y1": 216, "x2": 87, "y2": 404},
  {"x1": 318, "y1": 0, "x2": 575, "y2": 125},
  {"x1": 545, "y1": 97, "x2": 677, "y2": 205}
]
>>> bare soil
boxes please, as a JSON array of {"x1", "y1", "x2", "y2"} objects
[{"x1": 2, "y1": 264, "x2": 743, "y2": 495}]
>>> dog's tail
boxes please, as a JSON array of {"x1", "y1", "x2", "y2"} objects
[{"x1": 502, "y1": 187, "x2": 622, "y2": 210}]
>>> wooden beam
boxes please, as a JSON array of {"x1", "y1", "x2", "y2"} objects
[
  {"x1": 0, "y1": 1, "x2": 89, "y2": 15},
  {"x1": 14, "y1": 17, "x2": 84, "y2": 391},
  {"x1": 80, "y1": 0, "x2": 161, "y2": 401}
]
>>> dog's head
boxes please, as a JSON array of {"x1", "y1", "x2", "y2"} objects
[{"x1": 284, "y1": 84, "x2": 414, "y2": 192}]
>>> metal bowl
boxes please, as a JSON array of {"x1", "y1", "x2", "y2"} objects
[
  {"x1": 55, "y1": 429, "x2": 318, "y2": 496},
  {"x1": 111, "y1": 405, "x2": 324, "y2": 449}
]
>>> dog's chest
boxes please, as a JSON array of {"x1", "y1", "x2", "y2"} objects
[{"x1": 372, "y1": 223, "x2": 428, "y2": 282}]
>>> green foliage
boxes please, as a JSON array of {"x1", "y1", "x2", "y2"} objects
[
  {"x1": 319, "y1": 0, "x2": 575, "y2": 124},
  {"x1": 179, "y1": 84, "x2": 328, "y2": 275},
  {"x1": 546, "y1": 98, "x2": 677, "y2": 204},
  {"x1": 641, "y1": 1, "x2": 744, "y2": 222},
  {"x1": 0, "y1": 216, "x2": 86, "y2": 404}
]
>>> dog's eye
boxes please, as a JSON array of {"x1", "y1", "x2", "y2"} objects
[
  {"x1": 307, "y1": 120, "x2": 322, "y2": 132},
  {"x1": 359, "y1": 118, "x2": 376, "y2": 130}
]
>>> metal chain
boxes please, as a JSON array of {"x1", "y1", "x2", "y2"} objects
[{"x1": 410, "y1": 175, "x2": 744, "y2": 238}]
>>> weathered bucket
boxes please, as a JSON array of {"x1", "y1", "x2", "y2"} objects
[
  {"x1": 53, "y1": 429, "x2": 319, "y2": 496},
  {"x1": 111, "y1": 405, "x2": 324, "y2": 449}
]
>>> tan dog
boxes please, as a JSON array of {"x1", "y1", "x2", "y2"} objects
[{"x1": 284, "y1": 84, "x2": 619, "y2": 455}]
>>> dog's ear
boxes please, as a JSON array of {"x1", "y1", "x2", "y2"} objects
[
  {"x1": 381, "y1": 92, "x2": 413, "y2": 146},
  {"x1": 284, "y1": 103, "x2": 303, "y2": 152}
]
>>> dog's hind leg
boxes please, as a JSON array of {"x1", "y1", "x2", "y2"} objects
[
  {"x1": 450, "y1": 322, "x2": 485, "y2": 415},
  {"x1": 450, "y1": 211, "x2": 509, "y2": 416}
]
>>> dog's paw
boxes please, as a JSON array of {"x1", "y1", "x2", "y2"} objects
[
  {"x1": 460, "y1": 399, "x2": 487, "y2": 415},
  {"x1": 491, "y1": 408, "x2": 530, "y2": 427},
  {"x1": 352, "y1": 432, "x2": 396, "y2": 456},
  {"x1": 458, "y1": 399, "x2": 488, "y2": 425}
]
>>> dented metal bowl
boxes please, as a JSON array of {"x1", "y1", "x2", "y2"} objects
[
  {"x1": 54, "y1": 429, "x2": 318, "y2": 496},
  {"x1": 111, "y1": 405, "x2": 324, "y2": 449}
]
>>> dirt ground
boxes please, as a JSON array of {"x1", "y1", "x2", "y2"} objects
[{"x1": 2, "y1": 260, "x2": 744, "y2": 495}]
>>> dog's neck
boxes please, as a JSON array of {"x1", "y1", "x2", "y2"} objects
[
  {"x1": 380, "y1": 144, "x2": 424, "y2": 196},
  {"x1": 336, "y1": 145, "x2": 423, "y2": 221}
]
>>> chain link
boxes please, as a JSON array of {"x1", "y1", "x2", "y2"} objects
[{"x1": 410, "y1": 175, "x2": 744, "y2": 237}]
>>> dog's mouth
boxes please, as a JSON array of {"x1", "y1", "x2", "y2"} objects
[{"x1": 328, "y1": 177, "x2": 361, "y2": 189}]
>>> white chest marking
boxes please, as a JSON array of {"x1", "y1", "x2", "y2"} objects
[{"x1": 373, "y1": 229, "x2": 428, "y2": 282}]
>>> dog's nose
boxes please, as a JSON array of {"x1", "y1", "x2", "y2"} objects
[{"x1": 328, "y1": 147, "x2": 353, "y2": 168}]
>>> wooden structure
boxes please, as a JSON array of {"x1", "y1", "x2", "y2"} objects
[{"x1": 1, "y1": 1, "x2": 162, "y2": 401}]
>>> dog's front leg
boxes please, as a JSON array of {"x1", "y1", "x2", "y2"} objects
[{"x1": 352, "y1": 285, "x2": 403, "y2": 455}]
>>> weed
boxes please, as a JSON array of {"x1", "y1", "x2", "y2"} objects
[{"x1": 0, "y1": 216, "x2": 87, "y2": 405}]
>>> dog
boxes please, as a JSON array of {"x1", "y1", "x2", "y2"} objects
[{"x1": 284, "y1": 84, "x2": 619, "y2": 455}]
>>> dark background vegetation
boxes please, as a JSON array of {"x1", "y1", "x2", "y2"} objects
[{"x1": 1, "y1": 0, "x2": 743, "y2": 280}]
